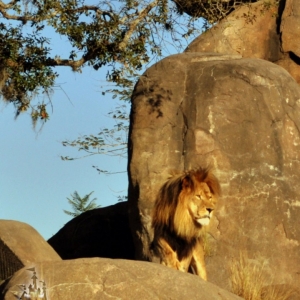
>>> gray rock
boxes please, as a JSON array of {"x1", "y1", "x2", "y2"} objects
[
  {"x1": 1, "y1": 258, "x2": 243, "y2": 300},
  {"x1": 185, "y1": 0, "x2": 300, "y2": 85},
  {"x1": 0, "y1": 220, "x2": 61, "y2": 281},
  {"x1": 128, "y1": 52, "x2": 300, "y2": 290}
]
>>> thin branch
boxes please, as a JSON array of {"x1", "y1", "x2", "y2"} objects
[
  {"x1": 0, "y1": 0, "x2": 19, "y2": 9},
  {"x1": 0, "y1": 7, "x2": 35, "y2": 22},
  {"x1": 45, "y1": 56, "x2": 87, "y2": 70},
  {"x1": 118, "y1": 0, "x2": 159, "y2": 50},
  {"x1": 61, "y1": 145, "x2": 127, "y2": 160},
  {"x1": 0, "y1": 2, "x2": 111, "y2": 24}
]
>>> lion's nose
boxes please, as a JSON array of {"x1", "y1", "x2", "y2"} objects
[{"x1": 206, "y1": 208, "x2": 213, "y2": 213}]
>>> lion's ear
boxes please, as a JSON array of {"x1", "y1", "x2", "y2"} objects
[
  {"x1": 182, "y1": 176, "x2": 193, "y2": 191},
  {"x1": 205, "y1": 172, "x2": 221, "y2": 197}
]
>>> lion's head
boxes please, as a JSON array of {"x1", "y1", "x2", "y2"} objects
[{"x1": 152, "y1": 168, "x2": 221, "y2": 241}]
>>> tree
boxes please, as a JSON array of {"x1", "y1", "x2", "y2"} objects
[
  {"x1": 53, "y1": 0, "x2": 262, "y2": 171},
  {"x1": 63, "y1": 191, "x2": 100, "y2": 217},
  {"x1": 0, "y1": 0, "x2": 260, "y2": 168},
  {"x1": 0, "y1": 0, "x2": 206, "y2": 126},
  {"x1": 0, "y1": 0, "x2": 262, "y2": 125}
]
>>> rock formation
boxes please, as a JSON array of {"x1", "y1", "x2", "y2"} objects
[
  {"x1": 1, "y1": 257, "x2": 242, "y2": 300},
  {"x1": 48, "y1": 202, "x2": 135, "y2": 260},
  {"x1": 1, "y1": 220, "x2": 244, "y2": 300},
  {"x1": 128, "y1": 52, "x2": 300, "y2": 291},
  {"x1": 280, "y1": 0, "x2": 300, "y2": 57},
  {"x1": 173, "y1": 0, "x2": 259, "y2": 21},
  {"x1": 2, "y1": 1, "x2": 300, "y2": 298},
  {"x1": 185, "y1": 0, "x2": 300, "y2": 84},
  {"x1": 0, "y1": 220, "x2": 61, "y2": 281}
]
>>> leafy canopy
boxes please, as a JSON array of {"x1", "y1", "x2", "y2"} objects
[
  {"x1": 58, "y1": 0, "x2": 278, "y2": 169},
  {"x1": 0, "y1": 0, "x2": 202, "y2": 125}
]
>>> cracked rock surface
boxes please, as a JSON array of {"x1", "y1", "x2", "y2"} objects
[
  {"x1": 1, "y1": 258, "x2": 242, "y2": 300},
  {"x1": 128, "y1": 52, "x2": 300, "y2": 290}
]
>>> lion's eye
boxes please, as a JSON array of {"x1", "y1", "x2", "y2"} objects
[{"x1": 196, "y1": 195, "x2": 202, "y2": 200}]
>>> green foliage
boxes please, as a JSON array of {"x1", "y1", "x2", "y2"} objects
[
  {"x1": 0, "y1": 22, "x2": 57, "y2": 120},
  {"x1": 117, "y1": 195, "x2": 128, "y2": 202},
  {"x1": 2, "y1": 0, "x2": 276, "y2": 174},
  {"x1": 0, "y1": 0, "x2": 276, "y2": 125},
  {"x1": 63, "y1": 190, "x2": 100, "y2": 217},
  {"x1": 0, "y1": 0, "x2": 203, "y2": 125}
]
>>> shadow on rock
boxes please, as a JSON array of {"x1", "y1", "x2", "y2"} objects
[{"x1": 48, "y1": 202, "x2": 135, "y2": 260}]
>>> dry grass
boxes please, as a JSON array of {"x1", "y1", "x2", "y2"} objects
[
  {"x1": 229, "y1": 252, "x2": 297, "y2": 300},
  {"x1": 200, "y1": 230, "x2": 216, "y2": 258}
]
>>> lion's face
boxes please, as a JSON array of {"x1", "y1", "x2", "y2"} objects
[
  {"x1": 153, "y1": 168, "x2": 221, "y2": 241},
  {"x1": 188, "y1": 182, "x2": 216, "y2": 227}
]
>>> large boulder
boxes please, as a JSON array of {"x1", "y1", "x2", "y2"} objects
[
  {"x1": 0, "y1": 220, "x2": 61, "y2": 281},
  {"x1": 186, "y1": 0, "x2": 281, "y2": 60},
  {"x1": 48, "y1": 202, "x2": 135, "y2": 260},
  {"x1": 185, "y1": 0, "x2": 300, "y2": 84},
  {"x1": 128, "y1": 52, "x2": 300, "y2": 290},
  {"x1": 0, "y1": 257, "x2": 242, "y2": 300}
]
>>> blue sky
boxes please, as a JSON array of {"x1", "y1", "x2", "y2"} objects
[{"x1": 0, "y1": 66, "x2": 129, "y2": 240}]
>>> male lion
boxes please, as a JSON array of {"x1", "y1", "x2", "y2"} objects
[{"x1": 150, "y1": 167, "x2": 221, "y2": 280}]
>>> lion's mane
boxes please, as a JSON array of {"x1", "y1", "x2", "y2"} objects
[
  {"x1": 150, "y1": 167, "x2": 221, "y2": 278},
  {"x1": 152, "y1": 167, "x2": 220, "y2": 240}
]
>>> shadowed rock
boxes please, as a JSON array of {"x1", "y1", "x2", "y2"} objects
[
  {"x1": 173, "y1": 0, "x2": 257, "y2": 21},
  {"x1": 280, "y1": 0, "x2": 300, "y2": 58},
  {"x1": 48, "y1": 202, "x2": 135, "y2": 260}
]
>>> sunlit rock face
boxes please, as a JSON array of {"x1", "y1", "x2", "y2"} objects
[
  {"x1": 0, "y1": 220, "x2": 61, "y2": 281},
  {"x1": 186, "y1": 0, "x2": 300, "y2": 85},
  {"x1": 128, "y1": 52, "x2": 300, "y2": 290},
  {"x1": 1, "y1": 258, "x2": 243, "y2": 300}
]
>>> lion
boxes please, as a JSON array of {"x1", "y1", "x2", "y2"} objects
[{"x1": 150, "y1": 167, "x2": 221, "y2": 280}]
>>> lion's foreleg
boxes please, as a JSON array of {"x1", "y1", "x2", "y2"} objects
[
  {"x1": 190, "y1": 241, "x2": 207, "y2": 281},
  {"x1": 158, "y1": 238, "x2": 185, "y2": 271}
]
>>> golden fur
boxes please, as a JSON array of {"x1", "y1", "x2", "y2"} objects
[{"x1": 151, "y1": 167, "x2": 221, "y2": 280}]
